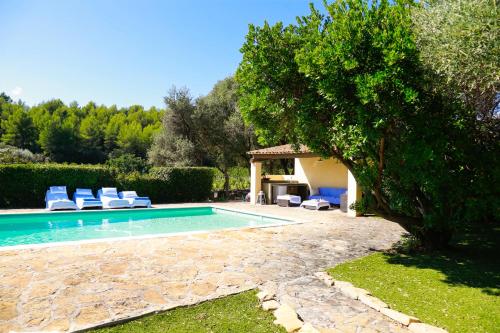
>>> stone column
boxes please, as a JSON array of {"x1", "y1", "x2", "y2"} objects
[
  {"x1": 347, "y1": 169, "x2": 362, "y2": 217},
  {"x1": 250, "y1": 160, "x2": 262, "y2": 205}
]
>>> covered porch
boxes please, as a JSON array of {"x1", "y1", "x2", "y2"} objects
[{"x1": 248, "y1": 144, "x2": 361, "y2": 217}]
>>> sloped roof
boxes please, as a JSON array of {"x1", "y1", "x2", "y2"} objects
[
  {"x1": 248, "y1": 144, "x2": 310, "y2": 155},
  {"x1": 248, "y1": 144, "x2": 318, "y2": 160}
]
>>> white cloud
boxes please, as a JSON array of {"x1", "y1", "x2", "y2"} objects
[{"x1": 10, "y1": 86, "x2": 23, "y2": 97}]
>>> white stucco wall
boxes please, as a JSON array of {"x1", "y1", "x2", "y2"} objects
[
  {"x1": 347, "y1": 169, "x2": 362, "y2": 217},
  {"x1": 251, "y1": 156, "x2": 361, "y2": 216}
]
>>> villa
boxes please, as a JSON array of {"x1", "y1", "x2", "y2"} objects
[
  {"x1": 248, "y1": 144, "x2": 361, "y2": 217},
  {"x1": 0, "y1": 0, "x2": 493, "y2": 330}
]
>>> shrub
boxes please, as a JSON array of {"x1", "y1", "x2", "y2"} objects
[
  {"x1": 212, "y1": 167, "x2": 250, "y2": 191},
  {"x1": 0, "y1": 144, "x2": 48, "y2": 163},
  {"x1": 0, "y1": 164, "x2": 215, "y2": 208},
  {"x1": 106, "y1": 154, "x2": 149, "y2": 174}
]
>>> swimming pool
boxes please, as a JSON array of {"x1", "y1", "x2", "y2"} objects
[{"x1": 0, "y1": 207, "x2": 293, "y2": 248}]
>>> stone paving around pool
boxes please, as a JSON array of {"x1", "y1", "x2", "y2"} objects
[{"x1": 0, "y1": 203, "x2": 408, "y2": 332}]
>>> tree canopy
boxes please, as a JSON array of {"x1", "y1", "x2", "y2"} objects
[
  {"x1": 0, "y1": 96, "x2": 163, "y2": 163},
  {"x1": 195, "y1": 77, "x2": 255, "y2": 192},
  {"x1": 236, "y1": 0, "x2": 499, "y2": 247},
  {"x1": 148, "y1": 87, "x2": 200, "y2": 167},
  {"x1": 149, "y1": 78, "x2": 255, "y2": 193},
  {"x1": 412, "y1": 0, "x2": 499, "y2": 119}
]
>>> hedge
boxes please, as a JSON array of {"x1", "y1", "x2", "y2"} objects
[
  {"x1": 128, "y1": 167, "x2": 214, "y2": 203},
  {"x1": 0, "y1": 164, "x2": 215, "y2": 208}
]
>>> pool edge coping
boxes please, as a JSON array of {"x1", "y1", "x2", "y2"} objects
[{"x1": 0, "y1": 204, "x2": 307, "y2": 252}]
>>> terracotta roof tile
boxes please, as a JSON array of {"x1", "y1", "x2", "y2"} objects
[{"x1": 248, "y1": 144, "x2": 311, "y2": 155}]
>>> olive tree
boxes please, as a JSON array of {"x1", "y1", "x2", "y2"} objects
[
  {"x1": 195, "y1": 77, "x2": 254, "y2": 195},
  {"x1": 149, "y1": 79, "x2": 255, "y2": 194},
  {"x1": 412, "y1": 0, "x2": 500, "y2": 119},
  {"x1": 148, "y1": 87, "x2": 200, "y2": 166}
]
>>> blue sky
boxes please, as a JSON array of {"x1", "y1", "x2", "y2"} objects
[{"x1": 0, "y1": 0, "x2": 321, "y2": 109}]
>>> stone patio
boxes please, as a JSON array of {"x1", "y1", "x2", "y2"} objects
[{"x1": 0, "y1": 203, "x2": 408, "y2": 332}]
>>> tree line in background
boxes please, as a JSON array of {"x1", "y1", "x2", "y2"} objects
[
  {"x1": 0, "y1": 93, "x2": 162, "y2": 163},
  {"x1": 236, "y1": 0, "x2": 499, "y2": 247},
  {"x1": 0, "y1": 76, "x2": 256, "y2": 193}
]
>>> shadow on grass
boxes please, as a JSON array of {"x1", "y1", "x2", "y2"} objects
[{"x1": 384, "y1": 225, "x2": 500, "y2": 296}]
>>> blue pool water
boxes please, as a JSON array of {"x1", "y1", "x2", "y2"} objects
[{"x1": 0, "y1": 207, "x2": 291, "y2": 247}]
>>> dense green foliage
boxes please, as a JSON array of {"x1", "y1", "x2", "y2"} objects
[
  {"x1": 236, "y1": 0, "x2": 499, "y2": 246},
  {"x1": 213, "y1": 167, "x2": 250, "y2": 191},
  {"x1": 412, "y1": 0, "x2": 500, "y2": 236},
  {"x1": 106, "y1": 154, "x2": 150, "y2": 174},
  {"x1": 412, "y1": 0, "x2": 499, "y2": 119},
  {"x1": 149, "y1": 166, "x2": 215, "y2": 202},
  {"x1": 328, "y1": 227, "x2": 500, "y2": 333},
  {"x1": 0, "y1": 164, "x2": 214, "y2": 208},
  {"x1": 195, "y1": 78, "x2": 254, "y2": 192},
  {"x1": 93, "y1": 290, "x2": 285, "y2": 333},
  {"x1": 148, "y1": 87, "x2": 201, "y2": 166},
  {"x1": 149, "y1": 78, "x2": 255, "y2": 192},
  {"x1": 0, "y1": 96, "x2": 163, "y2": 163}
]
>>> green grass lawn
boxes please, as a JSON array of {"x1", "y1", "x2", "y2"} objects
[
  {"x1": 92, "y1": 290, "x2": 285, "y2": 333},
  {"x1": 328, "y1": 226, "x2": 500, "y2": 333}
]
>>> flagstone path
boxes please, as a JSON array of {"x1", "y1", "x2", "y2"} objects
[{"x1": 0, "y1": 203, "x2": 408, "y2": 332}]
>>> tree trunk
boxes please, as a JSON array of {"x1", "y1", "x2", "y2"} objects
[
  {"x1": 223, "y1": 170, "x2": 230, "y2": 199},
  {"x1": 328, "y1": 145, "x2": 454, "y2": 250},
  {"x1": 280, "y1": 159, "x2": 291, "y2": 175},
  {"x1": 374, "y1": 136, "x2": 392, "y2": 214}
]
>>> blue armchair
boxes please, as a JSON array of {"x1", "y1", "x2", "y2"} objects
[{"x1": 309, "y1": 187, "x2": 347, "y2": 205}]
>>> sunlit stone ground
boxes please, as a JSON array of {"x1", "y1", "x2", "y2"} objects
[{"x1": 0, "y1": 202, "x2": 408, "y2": 332}]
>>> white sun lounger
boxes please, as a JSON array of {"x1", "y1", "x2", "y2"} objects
[
  {"x1": 300, "y1": 199, "x2": 330, "y2": 210},
  {"x1": 73, "y1": 188, "x2": 103, "y2": 210},
  {"x1": 118, "y1": 191, "x2": 151, "y2": 208},
  {"x1": 45, "y1": 186, "x2": 78, "y2": 211},
  {"x1": 97, "y1": 187, "x2": 130, "y2": 209},
  {"x1": 277, "y1": 194, "x2": 302, "y2": 207}
]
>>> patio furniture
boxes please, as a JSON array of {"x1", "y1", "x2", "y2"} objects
[
  {"x1": 118, "y1": 191, "x2": 151, "y2": 208},
  {"x1": 257, "y1": 191, "x2": 266, "y2": 205},
  {"x1": 277, "y1": 194, "x2": 302, "y2": 207},
  {"x1": 262, "y1": 181, "x2": 309, "y2": 204},
  {"x1": 309, "y1": 187, "x2": 347, "y2": 206},
  {"x1": 45, "y1": 186, "x2": 78, "y2": 211},
  {"x1": 300, "y1": 199, "x2": 330, "y2": 210},
  {"x1": 97, "y1": 187, "x2": 130, "y2": 209},
  {"x1": 73, "y1": 188, "x2": 103, "y2": 210}
]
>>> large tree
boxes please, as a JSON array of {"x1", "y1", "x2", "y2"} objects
[
  {"x1": 195, "y1": 77, "x2": 254, "y2": 194},
  {"x1": 148, "y1": 87, "x2": 200, "y2": 166},
  {"x1": 149, "y1": 80, "x2": 255, "y2": 192},
  {"x1": 0, "y1": 93, "x2": 13, "y2": 104},
  {"x1": 0, "y1": 105, "x2": 38, "y2": 151},
  {"x1": 80, "y1": 114, "x2": 106, "y2": 163},
  {"x1": 411, "y1": 0, "x2": 500, "y2": 234},
  {"x1": 236, "y1": 0, "x2": 495, "y2": 247}
]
